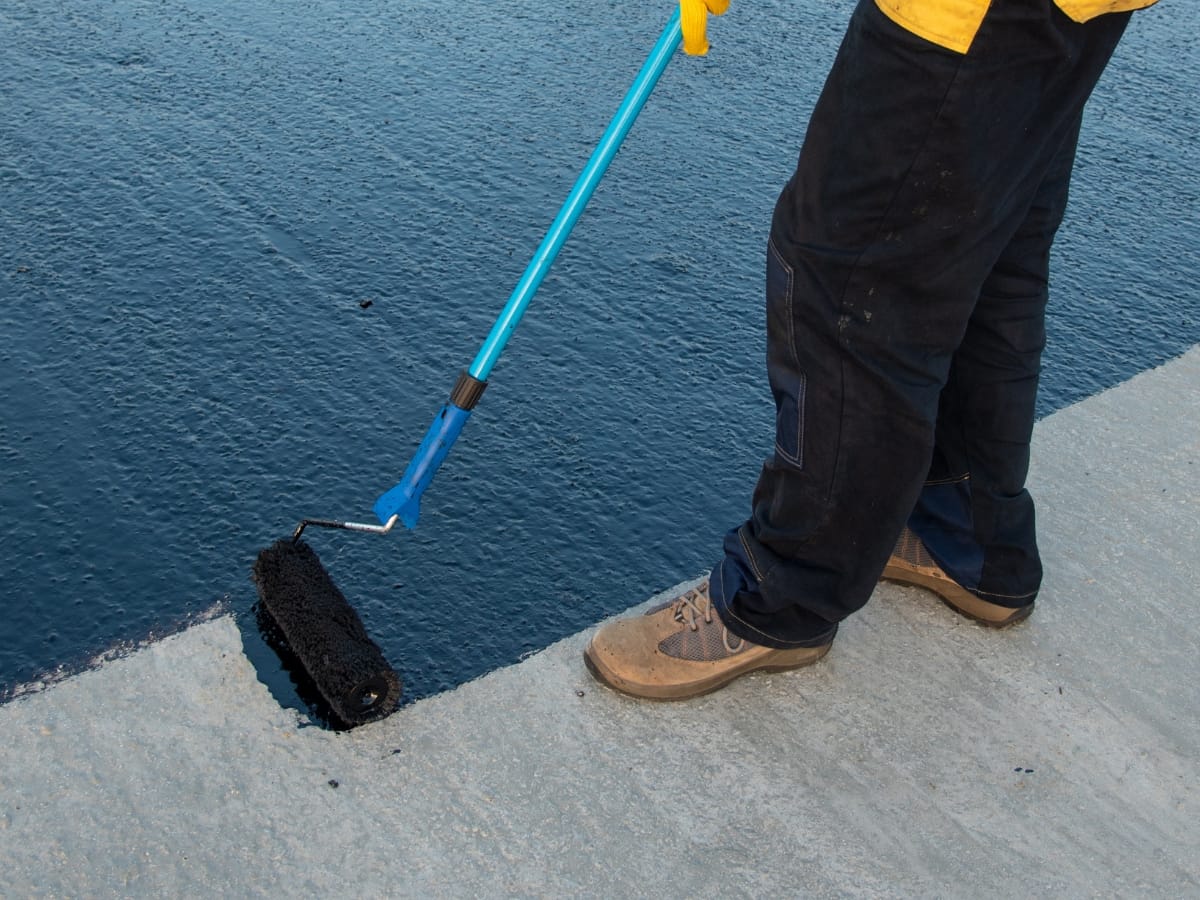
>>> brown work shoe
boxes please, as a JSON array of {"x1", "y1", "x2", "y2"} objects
[
  {"x1": 882, "y1": 527, "x2": 1034, "y2": 627},
  {"x1": 583, "y1": 580, "x2": 832, "y2": 700}
]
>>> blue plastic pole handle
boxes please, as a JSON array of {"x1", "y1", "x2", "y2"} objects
[
  {"x1": 374, "y1": 11, "x2": 683, "y2": 527},
  {"x1": 373, "y1": 402, "x2": 472, "y2": 528}
]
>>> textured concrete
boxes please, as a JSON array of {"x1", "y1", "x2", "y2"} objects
[{"x1": 1, "y1": 347, "x2": 1197, "y2": 898}]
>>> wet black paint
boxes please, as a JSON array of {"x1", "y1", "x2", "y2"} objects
[{"x1": 1, "y1": 1, "x2": 1196, "y2": 705}]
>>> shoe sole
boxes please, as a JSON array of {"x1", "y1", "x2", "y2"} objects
[
  {"x1": 881, "y1": 559, "x2": 1033, "y2": 628},
  {"x1": 583, "y1": 641, "x2": 831, "y2": 701}
]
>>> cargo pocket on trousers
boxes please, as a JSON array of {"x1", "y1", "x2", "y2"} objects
[{"x1": 766, "y1": 238, "x2": 806, "y2": 467}]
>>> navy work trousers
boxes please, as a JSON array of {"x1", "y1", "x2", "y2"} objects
[{"x1": 710, "y1": 0, "x2": 1131, "y2": 647}]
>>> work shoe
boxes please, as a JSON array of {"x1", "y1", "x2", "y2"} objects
[
  {"x1": 882, "y1": 527, "x2": 1034, "y2": 627},
  {"x1": 583, "y1": 580, "x2": 832, "y2": 700}
]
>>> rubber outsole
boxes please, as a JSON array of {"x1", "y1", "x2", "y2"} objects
[
  {"x1": 881, "y1": 560, "x2": 1034, "y2": 628},
  {"x1": 583, "y1": 639, "x2": 831, "y2": 701}
]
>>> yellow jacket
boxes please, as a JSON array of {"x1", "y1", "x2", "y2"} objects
[{"x1": 875, "y1": 0, "x2": 1160, "y2": 54}]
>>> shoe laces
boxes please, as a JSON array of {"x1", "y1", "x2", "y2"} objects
[
  {"x1": 670, "y1": 581, "x2": 744, "y2": 655},
  {"x1": 671, "y1": 583, "x2": 714, "y2": 631}
]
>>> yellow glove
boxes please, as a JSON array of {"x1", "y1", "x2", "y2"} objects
[{"x1": 679, "y1": 0, "x2": 729, "y2": 56}]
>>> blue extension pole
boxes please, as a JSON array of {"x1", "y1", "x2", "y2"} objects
[
  {"x1": 468, "y1": 9, "x2": 683, "y2": 381},
  {"x1": 374, "y1": 11, "x2": 684, "y2": 529}
]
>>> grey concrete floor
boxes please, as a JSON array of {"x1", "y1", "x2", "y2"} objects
[{"x1": 1, "y1": 347, "x2": 1197, "y2": 898}]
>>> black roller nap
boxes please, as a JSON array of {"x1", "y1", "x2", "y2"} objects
[{"x1": 252, "y1": 539, "x2": 401, "y2": 727}]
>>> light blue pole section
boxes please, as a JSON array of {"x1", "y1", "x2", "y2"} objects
[{"x1": 467, "y1": 10, "x2": 683, "y2": 381}]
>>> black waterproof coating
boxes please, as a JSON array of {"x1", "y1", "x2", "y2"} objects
[{"x1": 253, "y1": 540, "x2": 401, "y2": 727}]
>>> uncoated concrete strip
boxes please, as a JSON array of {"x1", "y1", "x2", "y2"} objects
[{"x1": 0, "y1": 348, "x2": 1197, "y2": 899}]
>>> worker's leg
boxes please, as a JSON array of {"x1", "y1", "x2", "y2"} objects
[
  {"x1": 712, "y1": 0, "x2": 1130, "y2": 647},
  {"x1": 904, "y1": 115, "x2": 1084, "y2": 611}
]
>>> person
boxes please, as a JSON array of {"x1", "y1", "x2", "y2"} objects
[{"x1": 584, "y1": 0, "x2": 1159, "y2": 700}]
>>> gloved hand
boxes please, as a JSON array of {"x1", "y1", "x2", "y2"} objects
[{"x1": 679, "y1": 0, "x2": 729, "y2": 56}]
